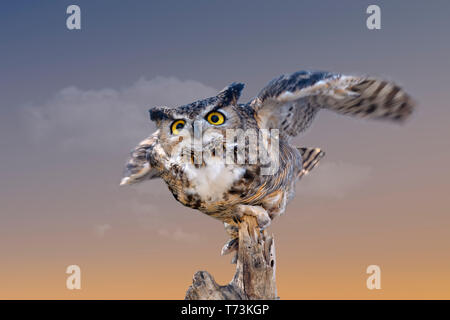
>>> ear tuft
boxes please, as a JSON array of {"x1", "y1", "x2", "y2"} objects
[
  {"x1": 217, "y1": 82, "x2": 245, "y2": 105},
  {"x1": 149, "y1": 107, "x2": 170, "y2": 122}
]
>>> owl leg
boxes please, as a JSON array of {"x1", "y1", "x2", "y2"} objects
[{"x1": 261, "y1": 190, "x2": 287, "y2": 220}]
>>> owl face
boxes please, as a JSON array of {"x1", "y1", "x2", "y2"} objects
[{"x1": 148, "y1": 83, "x2": 252, "y2": 162}]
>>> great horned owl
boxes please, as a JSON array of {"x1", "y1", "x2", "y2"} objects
[{"x1": 120, "y1": 70, "x2": 414, "y2": 261}]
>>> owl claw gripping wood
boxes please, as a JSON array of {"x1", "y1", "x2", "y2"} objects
[{"x1": 121, "y1": 70, "x2": 415, "y2": 264}]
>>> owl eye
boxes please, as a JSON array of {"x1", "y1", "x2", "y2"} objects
[
  {"x1": 206, "y1": 111, "x2": 225, "y2": 125},
  {"x1": 171, "y1": 119, "x2": 185, "y2": 135}
]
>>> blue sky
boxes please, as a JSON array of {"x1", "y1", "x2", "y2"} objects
[{"x1": 3, "y1": 0, "x2": 449, "y2": 108}]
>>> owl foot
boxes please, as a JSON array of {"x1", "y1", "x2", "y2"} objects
[
  {"x1": 235, "y1": 204, "x2": 271, "y2": 230},
  {"x1": 221, "y1": 206, "x2": 270, "y2": 263},
  {"x1": 224, "y1": 222, "x2": 239, "y2": 239},
  {"x1": 222, "y1": 222, "x2": 239, "y2": 259},
  {"x1": 222, "y1": 223, "x2": 239, "y2": 263}
]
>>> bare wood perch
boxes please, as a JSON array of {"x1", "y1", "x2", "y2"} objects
[{"x1": 185, "y1": 215, "x2": 278, "y2": 300}]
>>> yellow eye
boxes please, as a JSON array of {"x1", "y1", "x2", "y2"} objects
[
  {"x1": 206, "y1": 111, "x2": 225, "y2": 125},
  {"x1": 171, "y1": 120, "x2": 185, "y2": 135}
]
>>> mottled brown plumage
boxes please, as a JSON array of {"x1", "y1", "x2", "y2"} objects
[{"x1": 120, "y1": 70, "x2": 415, "y2": 260}]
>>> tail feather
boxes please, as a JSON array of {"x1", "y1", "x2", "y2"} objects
[
  {"x1": 323, "y1": 77, "x2": 415, "y2": 122},
  {"x1": 297, "y1": 147, "x2": 325, "y2": 179}
]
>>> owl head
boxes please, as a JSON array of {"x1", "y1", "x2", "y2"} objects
[{"x1": 148, "y1": 83, "x2": 256, "y2": 160}]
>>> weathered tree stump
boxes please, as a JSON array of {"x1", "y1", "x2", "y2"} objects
[{"x1": 185, "y1": 215, "x2": 277, "y2": 300}]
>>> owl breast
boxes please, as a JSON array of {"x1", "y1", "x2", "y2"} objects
[
  {"x1": 162, "y1": 155, "x2": 249, "y2": 215},
  {"x1": 183, "y1": 159, "x2": 246, "y2": 203}
]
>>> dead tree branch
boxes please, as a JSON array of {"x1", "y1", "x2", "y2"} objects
[{"x1": 185, "y1": 215, "x2": 277, "y2": 300}]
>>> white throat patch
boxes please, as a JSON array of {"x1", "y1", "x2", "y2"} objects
[{"x1": 183, "y1": 157, "x2": 245, "y2": 202}]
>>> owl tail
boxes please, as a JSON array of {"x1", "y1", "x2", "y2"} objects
[{"x1": 296, "y1": 147, "x2": 325, "y2": 179}]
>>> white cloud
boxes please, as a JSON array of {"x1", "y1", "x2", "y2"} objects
[
  {"x1": 19, "y1": 77, "x2": 219, "y2": 237},
  {"x1": 296, "y1": 162, "x2": 372, "y2": 199},
  {"x1": 24, "y1": 76, "x2": 218, "y2": 151}
]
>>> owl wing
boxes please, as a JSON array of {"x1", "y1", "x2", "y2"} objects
[
  {"x1": 120, "y1": 131, "x2": 161, "y2": 186},
  {"x1": 250, "y1": 70, "x2": 415, "y2": 139}
]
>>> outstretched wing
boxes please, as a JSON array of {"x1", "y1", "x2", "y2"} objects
[
  {"x1": 250, "y1": 70, "x2": 415, "y2": 139},
  {"x1": 120, "y1": 131, "x2": 161, "y2": 186}
]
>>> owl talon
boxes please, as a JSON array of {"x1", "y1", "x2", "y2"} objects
[
  {"x1": 224, "y1": 222, "x2": 239, "y2": 238},
  {"x1": 221, "y1": 238, "x2": 238, "y2": 256},
  {"x1": 232, "y1": 215, "x2": 242, "y2": 224}
]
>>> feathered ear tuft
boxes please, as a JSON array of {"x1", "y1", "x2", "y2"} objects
[
  {"x1": 149, "y1": 106, "x2": 171, "y2": 123},
  {"x1": 217, "y1": 82, "x2": 245, "y2": 105}
]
